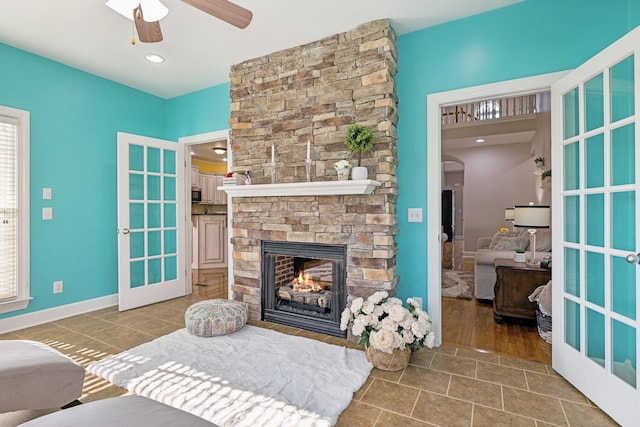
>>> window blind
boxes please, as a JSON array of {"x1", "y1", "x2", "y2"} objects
[{"x1": 0, "y1": 115, "x2": 18, "y2": 301}]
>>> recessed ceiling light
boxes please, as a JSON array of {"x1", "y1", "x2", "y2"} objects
[
  {"x1": 145, "y1": 53, "x2": 165, "y2": 64},
  {"x1": 475, "y1": 138, "x2": 485, "y2": 143}
]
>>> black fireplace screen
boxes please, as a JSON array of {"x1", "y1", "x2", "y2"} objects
[{"x1": 261, "y1": 241, "x2": 346, "y2": 337}]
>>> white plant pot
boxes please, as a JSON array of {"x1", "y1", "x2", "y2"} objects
[
  {"x1": 351, "y1": 166, "x2": 368, "y2": 180},
  {"x1": 514, "y1": 253, "x2": 526, "y2": 263}
]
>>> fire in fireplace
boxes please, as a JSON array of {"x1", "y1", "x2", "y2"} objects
[{"x1": 261, "y1": 241, "x2": 346, "y2": 337}]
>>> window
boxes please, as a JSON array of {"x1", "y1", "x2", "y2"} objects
[{"x1": 0, "y1": 106, "x2": 30, "y2": 313}]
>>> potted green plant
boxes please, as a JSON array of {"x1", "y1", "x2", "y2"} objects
[
  {"x1": 514, "y1": 248, "x2": 526, "y2": 263},
  {"x1": 344, "y1": 124, "x2": 375, "y2": 180},
  {"x1": 534, "y1": 156, "x2": 545, "y2": 168}
]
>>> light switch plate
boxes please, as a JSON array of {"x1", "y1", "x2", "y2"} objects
[
  {"x1": 408, "y1": 208, "x2": 423, "y2": 223},
  {"x1": 42, "y1": 207, "x2": 53, "y2": 220},
  {"x1": 42, "y1": 188, "x2": 52, "y2": 200}
]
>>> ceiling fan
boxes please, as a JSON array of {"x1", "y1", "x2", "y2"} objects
[{"x1": 105, "y1": 0, "x2": 252, "y2": 44}]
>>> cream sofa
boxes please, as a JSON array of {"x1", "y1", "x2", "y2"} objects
[{"x1": 474, "y1": 229, "x2": 551, "y2": 300}]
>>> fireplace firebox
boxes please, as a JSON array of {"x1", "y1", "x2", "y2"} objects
[{"x1": 261, "y1": 241, "x2": 347, "y2": 337}]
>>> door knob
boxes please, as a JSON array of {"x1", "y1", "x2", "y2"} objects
[
  {"x1": 122, "y1": 228, "x2": 130, "y2": 235},
  {"x1": 625, "y1": 253, "x2": 640, "y2": 264}
]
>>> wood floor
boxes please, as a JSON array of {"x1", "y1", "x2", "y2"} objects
[
  {"x1": 442, "y1": 296, "x2": 552, "y2": 364},
  {"x1": 441, "y1": 240, "x2": 551, "y2": 364}
]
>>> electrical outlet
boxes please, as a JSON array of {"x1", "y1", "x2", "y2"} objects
[
  {"x1": 42, "y1": 207, "x2": 53, "y2": 220},
  {"x1": 53, "y1": 281, "x2": 63, "y2": 294},
  {"x1": 412, "y1": 297, "x2": 423, "y2": 309},
  {"x1": 408, "y1": 208, "x2": 423, "y2": 223}
]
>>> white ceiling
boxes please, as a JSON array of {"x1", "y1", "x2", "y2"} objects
[
  {"x1": 0, "y1": 0, "x2": 521, "y2": 99},
  {"x1": 191, "y1": 140, "x2": 227, "y2": 162}
]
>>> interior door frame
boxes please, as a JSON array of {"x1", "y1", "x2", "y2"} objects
[
  {"x1": 179, "y1": 129, "x2": 230, "y2": 295},
  {"x1": 426, "y1": 71, "x2": 569, "y2": 346}
]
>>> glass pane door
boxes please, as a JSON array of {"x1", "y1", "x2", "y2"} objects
[
  {"x1": 117, "y1": 133, "x2": 186, "y2": 310},
  {"x1": 552, "y1": 27, "x2": 640, "y2": 426}
]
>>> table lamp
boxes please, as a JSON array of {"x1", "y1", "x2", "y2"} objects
[{"x1": 513, "y1": 204, "x2": 550, "y2": 266}]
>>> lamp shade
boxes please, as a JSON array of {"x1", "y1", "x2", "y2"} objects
[
  {"x1": 504, "y1": 208, "x2": 515, "y2": 221},
  {"x1": 513, "y1": 205, "x2": 550, "y2": 228}
]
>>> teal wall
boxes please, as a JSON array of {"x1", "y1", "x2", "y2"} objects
[
  {"x1": 0, "y1": 43, "x2": 167, "y2": 318},
  {"x1": 0, "y1": 43, "x2": 229, "y2": 319},
  {"x1": 165, "y1": 83, "x2": 230, "y2": 141},
  {"x1": 394, "y1": 0, "x2": 638, "y2": 303}
]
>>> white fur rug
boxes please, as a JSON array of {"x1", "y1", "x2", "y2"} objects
[{"x1": 87, "y1": 325, "x2": 371, "y2": 427}]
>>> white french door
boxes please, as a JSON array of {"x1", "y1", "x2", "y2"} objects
[
  {"x1": 551, "y1": 26, "x2": 640, "y2": 426},
  {"x1": 117, "y1": 132, "x2": 187, "y2": 310}
]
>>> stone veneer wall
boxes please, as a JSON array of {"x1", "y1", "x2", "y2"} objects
[{"x1": 228, "y1": 19, "x2": 398, "y2": 320}]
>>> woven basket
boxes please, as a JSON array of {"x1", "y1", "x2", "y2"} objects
[
  {"x1": 365, "y1": 346, "x2": 411, "y2": 371},
  {"x1": 536, "y1": 309, "x2": 552, "y2": 344}
]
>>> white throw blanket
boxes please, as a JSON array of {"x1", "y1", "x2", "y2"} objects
[{"x1": 87, "y1": 326, "x2": 371, "y2": 426}]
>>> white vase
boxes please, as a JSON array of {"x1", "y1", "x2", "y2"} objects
[{"x1": 351, "y1": 166, "x2": 368, "y2": 180}]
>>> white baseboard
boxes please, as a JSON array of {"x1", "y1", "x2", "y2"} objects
[{"x1": 0, "y1": 294, "x2": 118, "y2": 335}]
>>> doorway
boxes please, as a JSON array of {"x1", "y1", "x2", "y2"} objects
[
  {"x1": 426, "y1": 72, "x2": 568, "y2": 351},
  {"x1": 179, "y1": 129, "x2": 230, "y2": 294}
]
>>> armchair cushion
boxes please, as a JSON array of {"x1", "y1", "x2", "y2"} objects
[{"x1": 535, "y1": 229, "x2": 552, "y2": 251}]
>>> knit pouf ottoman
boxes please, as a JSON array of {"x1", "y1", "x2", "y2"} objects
[{"x1": 185, "y1": 299, "x2": 248, "y2": 337}]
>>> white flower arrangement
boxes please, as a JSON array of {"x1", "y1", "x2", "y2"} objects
[
  {"x1": 334, "y1": 159, "x2": 351, "y2": 170},
  {"x1": 340, "y1": 291, "x2": 436, "y2": 354}
]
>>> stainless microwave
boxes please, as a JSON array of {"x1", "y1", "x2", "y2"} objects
[{"x1": 191, "y1": 189, "x2": 202, "y2": 202}]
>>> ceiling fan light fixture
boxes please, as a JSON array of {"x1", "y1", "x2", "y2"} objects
[
  {"x1": 145, "y1": 53, "x2": 165, "y2": 63},
  {"x1": 139, "y1": 0, "x2": 169, "y2": 22},
  {"x1": 105, "y1": 0, "x2": 139, "y2": 20},
  {"x1": 106, "y1": 0, "x2": 168, "y2": 22}
]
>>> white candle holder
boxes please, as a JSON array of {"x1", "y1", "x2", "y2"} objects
[
  {"x1": 305, "y1": 159, "x2": 312, "y2": 182},
  {"x1": 270, "y1": 161, "x2": 276, "y2": 184}
]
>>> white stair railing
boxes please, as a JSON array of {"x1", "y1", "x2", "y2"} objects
[{"x1": 442, "y1": 94, "x2": 538, "y2": 126}]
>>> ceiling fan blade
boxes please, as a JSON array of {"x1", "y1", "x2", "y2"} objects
[
  {"x1": 181, "y1": 0, "x2": 252, "y2": 29},
  {"x1": 134, "y1": 6, "x2": 163, "y2": 43}
]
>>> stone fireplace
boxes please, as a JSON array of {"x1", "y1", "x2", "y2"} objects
[
  {"x1": 227, "y1": 19, "x2": 399, "y2": 334},
  {"x1": 261, "y1": 240, "x2": 347, "y2": 337}
]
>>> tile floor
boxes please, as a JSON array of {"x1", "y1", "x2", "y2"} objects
[{"x1": 0, "y1": 269, "x2": 619, "y2": 427}]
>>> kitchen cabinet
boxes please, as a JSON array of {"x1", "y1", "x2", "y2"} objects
[
  {"x1": 199, "y1": 173, "x2": 226, "y2": 205},
  {"x1": 197, "y1": 215, "x2": 227, "y2": 268},
  {"x1": 190, "y1": 166, "x2": 200, "y2": 187},
  {"x1": 214, "y1": 176, "x2": 226, "y2": 204}
]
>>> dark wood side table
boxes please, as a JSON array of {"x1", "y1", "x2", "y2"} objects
[{"x1": 493, "y1": 258, "x2": 551, "y2": 323}]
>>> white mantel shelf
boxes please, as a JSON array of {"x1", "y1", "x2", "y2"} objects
[{"x1": 218, "y1": 180, "x2": 381, "y2": 197}]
